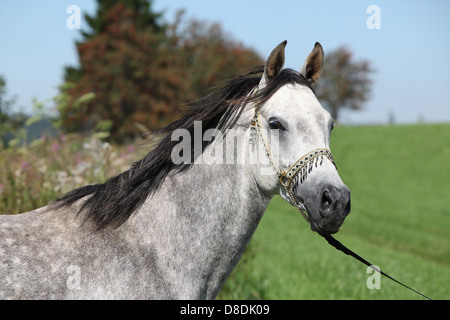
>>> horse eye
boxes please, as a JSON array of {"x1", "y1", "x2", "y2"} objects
[
  {"x1": 331, "y1": 122, "x2": 335, "y2": 131},
  {"x1": 269, "y1": 120, "x2": 283, "y2": 130}
]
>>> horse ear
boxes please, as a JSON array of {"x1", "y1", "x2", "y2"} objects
[
  {"x1": 259, "y1": 40, "x2": 287, "y2": 89},
  {"x1": 300, "y1": 42, "x2": 324, "y2": 84}
]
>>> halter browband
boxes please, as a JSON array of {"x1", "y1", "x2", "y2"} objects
[{"x1": 250, "y1": 86, "x2": 336, "y2": 222}]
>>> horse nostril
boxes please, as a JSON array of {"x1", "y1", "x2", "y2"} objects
[
  {"x1": 344, "y1": 198, "x2": 351, "y2": 216},
  {"x1": 319, "y1": 186, "x2": 351, "y2": 219},
  {"x1": 320, "y1": 190, "x2": 333, "y2": 213}
]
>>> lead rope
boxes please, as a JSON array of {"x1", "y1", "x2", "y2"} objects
[
  {"x1": 323, "y1": 234, "x2": 432, "y2": 300},
  {"x1": 250, "y1": 86, "x2": 432, "y2": 300}
]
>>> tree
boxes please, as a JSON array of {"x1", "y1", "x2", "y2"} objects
[
  {"x1": 0, "y1": 75, "x2": 22, "y2": 148},
  {"x1": 0, "y1": 75, "x2": 15, "y2": 121},
  {"x1": 64, "y1": 0, "x2": 164, "y2": 84},
  {"x1": 169, "y1": 11, "x2": 263, "y2": 100},
  {"x1": 314, "y1": 46, "x2": 374, "y2": 122},
  {"x1": 60, "y1": 1, "x2": 263, "y2": 142},
  {"x1": 81, "y1": 0, "x2": 163, "y2": 39},
  {"x1": 61, "y1": 1, "x2": 175, "y2": 141}
]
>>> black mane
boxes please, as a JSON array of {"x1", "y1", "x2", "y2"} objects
[{"x1": 54, "y1": 67, "x2": 313, "y2": 230}]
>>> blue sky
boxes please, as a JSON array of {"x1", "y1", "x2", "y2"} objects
[{"x1": 1, "y1": 0, "x2": 449, "y2": 124}]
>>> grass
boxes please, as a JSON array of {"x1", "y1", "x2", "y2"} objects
[
  {"x1": 1, "y1": 123, "x2": 449, "y2": 299},
  {"x1": 218, "y1": 123, "x2": 450, "y2": 299}
]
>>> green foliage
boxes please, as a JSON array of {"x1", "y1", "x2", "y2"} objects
[
  {"x1": 219, "y1": 123, "x2": 450, "y2": 299},
  {"x1": 0, "y1": 75, "x2": 16, "y2": 116},
  {"x1": 0, "y1": 74, "x2": 20, "y2": 148},
  {"x1": 2, "y1": 116, "x2": 448, "y2": 299}
]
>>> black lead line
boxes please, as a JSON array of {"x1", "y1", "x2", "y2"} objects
[{"x1": 322, "y1": 234, "x2": 432, "y2": 300}]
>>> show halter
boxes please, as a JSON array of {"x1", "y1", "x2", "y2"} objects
[
  {"x1": 250, "y1": 86, "x2": 431, "y2": 300},
  {"x1": 250, "y1": 87, "x2": 335, "y2": 222}
]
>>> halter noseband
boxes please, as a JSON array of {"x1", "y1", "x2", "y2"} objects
[
  {"x1": 250, "y1": 86, "x2": 336, "y2": 222},
  {"x1": 249, "y1": 87, "x2": 432, "y2": 300}
]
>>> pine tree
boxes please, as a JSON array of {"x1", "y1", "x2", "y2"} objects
[
  {"x1": 65, "y1": 0, "x2": 163, "y2": 84},
  {"x1": 81, "y1": 0, "x2": 163, "y2": 39},
  {"x1": 61, "y1": 1, "x2": 182, "y2": 141}
]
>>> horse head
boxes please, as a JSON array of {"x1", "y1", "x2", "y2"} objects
[{"x1": 251, "y1": 41, "x2": 351, "y2": 235}]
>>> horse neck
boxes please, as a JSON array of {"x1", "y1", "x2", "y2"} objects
[
  {"x1": 150, "y1": 159, "x2": 272, "y2": 246},
  {"x1": 131, "y1": 143, "x2": 272, "y2": 298}
]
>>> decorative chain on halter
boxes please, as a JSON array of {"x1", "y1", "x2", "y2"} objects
[
  {"x1": 250, "y1": 86, "x2": 336, "y2": 223},
  {"x1": 249, "y1": 87, "x2": 432, "y2": 300}
]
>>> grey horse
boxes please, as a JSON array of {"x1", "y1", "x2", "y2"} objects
[{"x1": 0, "y1": 41, "x2": 350, "y2": 299}]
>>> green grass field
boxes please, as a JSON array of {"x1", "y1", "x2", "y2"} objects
[
  {"x1": 2, "y1": 123, "x2": 449, "y2": 299},
  {"x1": 219, "y1": 123, "x2": 450, "y2": 300}
]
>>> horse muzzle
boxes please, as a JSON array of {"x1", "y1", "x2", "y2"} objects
[{"x1": 305, "y1": 184, "x2": 351, "y2": 235}]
